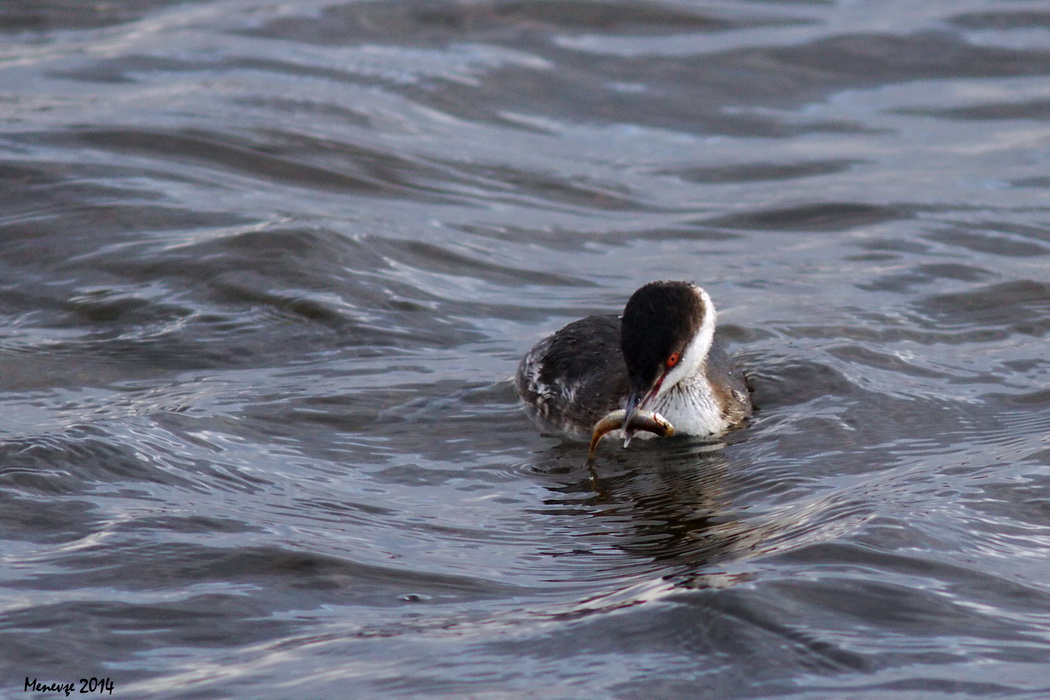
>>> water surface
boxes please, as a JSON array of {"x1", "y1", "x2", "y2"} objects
[{"x1": 1, "y1": 0, "x2": 1049, "y2": 697}]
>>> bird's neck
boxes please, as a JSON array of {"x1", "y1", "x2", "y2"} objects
[{"x1": 650, "y1": 366, "x2": 727, "y2": 436}]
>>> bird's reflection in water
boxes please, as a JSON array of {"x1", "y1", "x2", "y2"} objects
[{"x1": 538, "y1": 435, "x2": 766, "y2": 592}]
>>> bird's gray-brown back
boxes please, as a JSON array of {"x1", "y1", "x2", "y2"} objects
[{"x1": 515, "y1": 315, "x2": 629, "y2": 437}]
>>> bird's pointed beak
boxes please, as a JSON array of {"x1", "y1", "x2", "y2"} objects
[
  {"x1": 622, "y1": 377, "x2": 662, "y2": 447},
  {"x1": 622, "y1": 391, "x2": 642, "y2": 448}
]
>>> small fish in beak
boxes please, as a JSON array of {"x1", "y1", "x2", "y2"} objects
[{"x1": 587, "y1": 408, "x2": 674, "y2": 463}]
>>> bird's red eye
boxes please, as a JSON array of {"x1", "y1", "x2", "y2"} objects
[{"x1": 666, "y1": 352, "x2": 680, "y2": 368}]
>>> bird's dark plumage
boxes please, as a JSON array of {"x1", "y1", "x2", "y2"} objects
[{"x1": 516, "y1": 314, "x2": 629, "y2": 436}]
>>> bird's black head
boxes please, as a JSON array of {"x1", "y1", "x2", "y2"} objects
[
  {"x1": 621, "y1": 281, "x2": 706, "y2": 390},
  {"x1": 619, "y1": 281, "x2": 709, "y2": 442}
]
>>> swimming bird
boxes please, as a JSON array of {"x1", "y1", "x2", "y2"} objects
[{"x1": 516, "y1": 281, "x2": 751, "y2": 449}]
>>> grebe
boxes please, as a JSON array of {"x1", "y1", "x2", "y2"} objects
[{"x1": 516, "y1": 281, "x2": 751, "y2": 451}]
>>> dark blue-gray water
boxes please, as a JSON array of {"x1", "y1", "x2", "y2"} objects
[{"x1": 2, "y1": 1, "x2": 1049, "y2": 697}]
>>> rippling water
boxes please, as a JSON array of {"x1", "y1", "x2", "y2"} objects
[{"x1": 2, "y1": 1, "x2": 1049, "y2": 697}]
